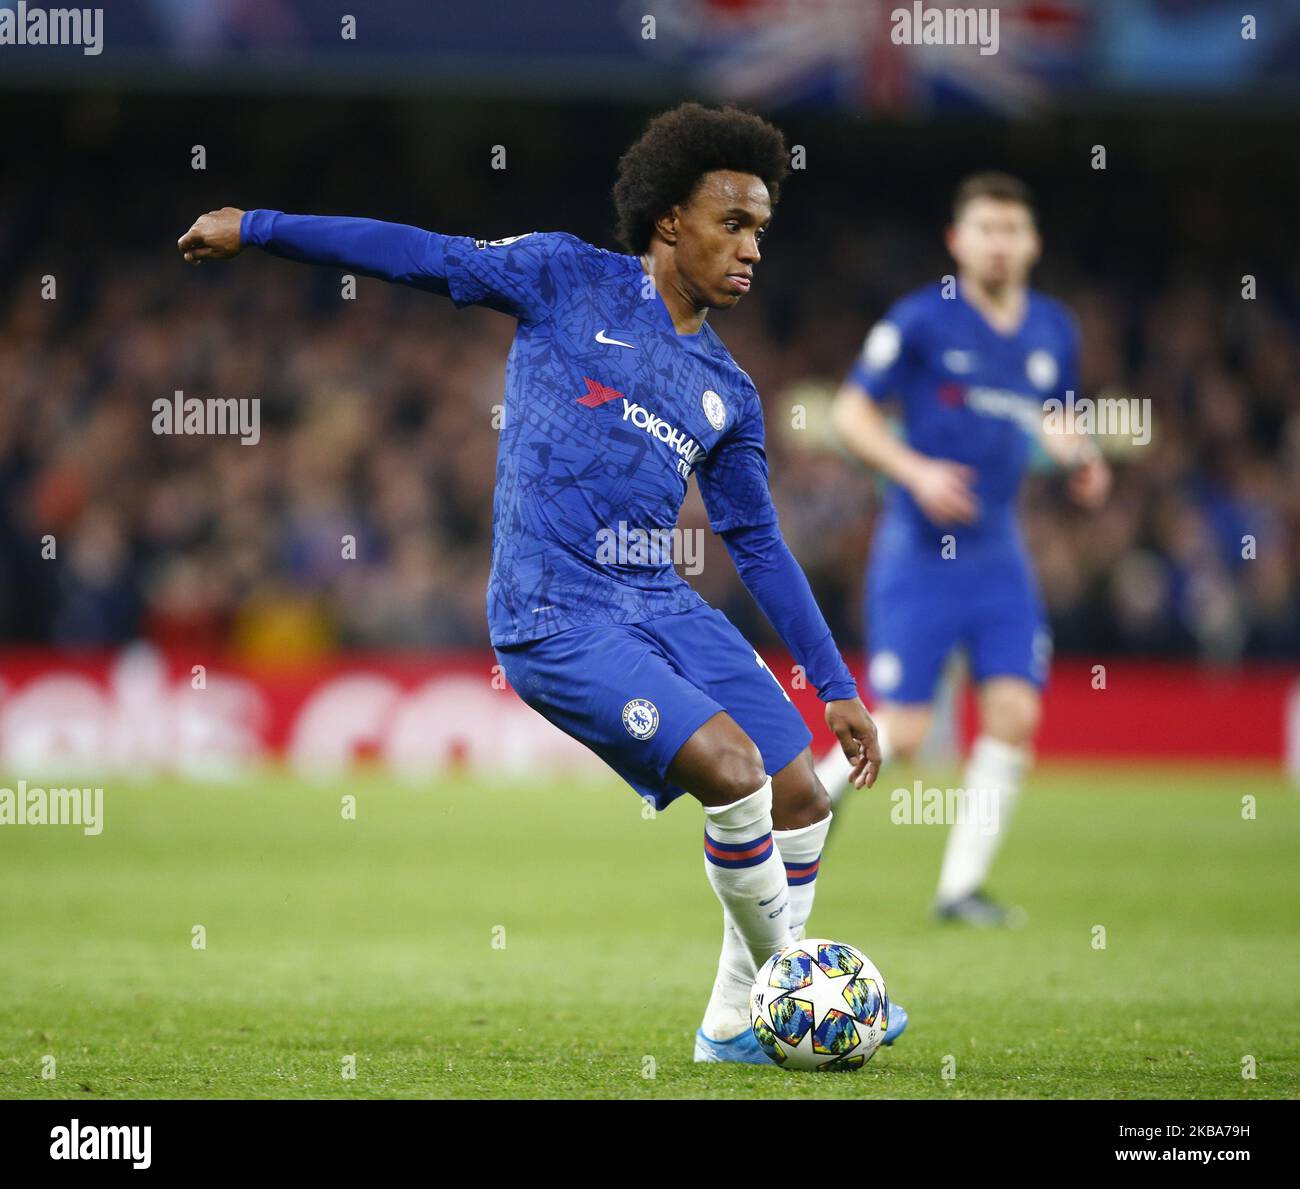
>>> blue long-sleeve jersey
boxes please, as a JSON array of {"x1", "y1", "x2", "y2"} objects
[
  {"x1": 848, "y1": 279, "x2": 1081, "y2": 551},
  {"x1": 240, "y1": 210, "x2": 857, "y2": 702}
]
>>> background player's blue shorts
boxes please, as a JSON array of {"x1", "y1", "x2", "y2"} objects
[
  {"x1": 865, "y1": 533, "x2": 1052, "y2": 705},
  {"x1": 494, "y1": 604, "x2": 813, "y2": 810}
]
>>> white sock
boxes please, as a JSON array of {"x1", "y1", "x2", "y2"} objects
[
  {"x1": 700, "y1": 914, "x2": 755, "y2": 1041},
  {"x1": 702, "y1": 777, "x2": 791, "y2": 965},
  {"x1": 698, "y1": 778, "x2": 791, "y2": 1040},
  {"x1": 774, "y1": 813, "x2": 832, "y2": 941},
  {"x1": 700, "y1": 811, "x2": 832, "y2": 1040},
  {"x1": 935, "y1": 734, "x2": 1028, "y2": 903},
  {"x1": 814, "y1": 716, "x2": 892, "y2": 808}
]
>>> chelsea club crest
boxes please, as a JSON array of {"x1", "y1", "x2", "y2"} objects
[
  {"x1": 702, "y1": 390, "x2": 727, "y2": 431},
  {"x1": 622, "y1": 698, "x2": 660, "y2": 740}
]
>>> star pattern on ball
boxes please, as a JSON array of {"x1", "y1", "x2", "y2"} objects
[{"x1": 773, "y1": 949, "x2": 861, "y2": 1047}]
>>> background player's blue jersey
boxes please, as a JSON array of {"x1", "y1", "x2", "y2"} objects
[
  {"x1": 849, "y1": 279, "x2": 1080, "y2": 548},
  {"x1": 847, "y1": 280, "x2": 1078, "y2": 701}
]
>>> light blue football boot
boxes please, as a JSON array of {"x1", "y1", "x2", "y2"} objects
[
  {"x1": 882, "y1": 1001, "x2": 909, "y2": 1046},
  {"x1": 693, "y1": 1027, "x2": 773, "y2": 1065}
]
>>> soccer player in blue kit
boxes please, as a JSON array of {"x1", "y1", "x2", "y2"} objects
[
  {"x1": 178, "y1": 103, "x2": 906, "y2": 1063},
  {"x1": 814, "y1": 173, "x2": 1110, "y2": 926}
]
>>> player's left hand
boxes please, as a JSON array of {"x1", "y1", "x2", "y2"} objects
[
  {"x1": 1069, "y1": 454, "x2": 1111, "y2": 508},
  {"x1": 825, "y1": 698, "x2": 881, "y2": 790}
]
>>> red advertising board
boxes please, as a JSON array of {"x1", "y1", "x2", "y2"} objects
[{"x1": 0, "y1": 647, "x2": 1295, "y2": 779}]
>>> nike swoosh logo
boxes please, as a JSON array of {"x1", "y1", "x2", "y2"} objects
[
  {"x1": 595, "y1": 329, "x2": 635, "y2": 348},
  {"x1": 759, "y1": 893, "x2": 784, "y2": 906}
]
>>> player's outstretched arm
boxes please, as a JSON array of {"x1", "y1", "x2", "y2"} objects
[
  {"x1": 178, "y1": 206, "x2": 455, "y2": 294},
  {"x1": 832, "y1": 380, "x2": 980, "y2": 525},
  {"x1": 178, "y1": 208, "x2": 570, "y2": 321},
  {"x1": 720, "y1": 521, "x2": 880, "y2": 789}
]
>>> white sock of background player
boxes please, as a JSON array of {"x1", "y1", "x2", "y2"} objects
[
  {"x1": 701, "y1": 812, "x2": 832, "y2": 1040},
  {"x1": 935, "y1": 734, "x2": 1028, "y2": 904}
]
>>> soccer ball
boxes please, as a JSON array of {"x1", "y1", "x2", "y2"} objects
[{"x1": 750, "y1": 938, "x2": 889, "y2": 1071}]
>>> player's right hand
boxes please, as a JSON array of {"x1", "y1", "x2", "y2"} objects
[
  {"x1": 907, "y1": 457, "x2": 980, "y2": 525},
  {"x1": 178, "y1": 207, "x2": 245, "y2": 263},
  {"x1": 825, "y1": 698, "x2": 881, "y2": 790}
]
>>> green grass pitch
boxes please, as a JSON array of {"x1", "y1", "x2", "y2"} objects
[{"x1": 1, "y1": 762, "x2": 1296, "y2": 1099}]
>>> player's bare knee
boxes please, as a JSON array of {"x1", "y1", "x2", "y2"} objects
[
  {"x1": 877, "y1": 705, "x2": 930, "y2": 763},
  {"x1": 988, "y1": 713, "x2": 1038, "y2": 748},
  {"x1": 890, "y1": 737, "x2": 921, "y2": 764},
  {"x1": 772, "y1": 770, "x2": 829, "y2": 830},
  {"x1": 886, "y1": 723, "x2": 926, "y2": 763},
  {"x1": 983, "y1": 692, "x2": 1041, "y2": 746},
  {"x1": 710, "y1": 740, "x2": 767, "y2": 805}
]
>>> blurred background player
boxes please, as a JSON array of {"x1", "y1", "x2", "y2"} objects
[{"x1": 815, "y1": 173, "x2": 1111, "y2": 927}]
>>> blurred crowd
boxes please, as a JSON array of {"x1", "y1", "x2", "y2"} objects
[{"x1": 1, "y1": 98, "x2": 1297, "y2": 665}]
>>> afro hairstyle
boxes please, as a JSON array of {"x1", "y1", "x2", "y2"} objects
[{"x1": 612, "y1": 102, "x2": 789, "y2": 255}]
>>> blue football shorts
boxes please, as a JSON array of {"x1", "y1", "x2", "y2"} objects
[
  {"x1": 494, "y1": 604, "x2": 813, "y2": 810},
  {"x1": 865, "y1": 535, "x2": 1052, "y2": 705}
]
